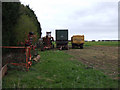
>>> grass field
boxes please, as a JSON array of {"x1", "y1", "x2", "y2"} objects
[
  {"x1": 53, "y1": 41, "x2": 119, "y2": 48},
  {"x1": 84, "y1": 41, "x2": 119, "y2": 47},
  {"x1": 2, "y1": 50, "x2": 118, "y2": 88},
  {"x1": 68, "y1": 41, "x2": 119, "y2": 47}
]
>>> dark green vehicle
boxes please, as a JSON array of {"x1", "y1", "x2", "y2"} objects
[{"x1": 56, "y1": 29, "x2": 69, "y2": 50}]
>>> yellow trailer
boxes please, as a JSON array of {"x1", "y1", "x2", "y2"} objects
[{"x1": 71, "y1": 35, "x2": 84, "y2": 49}]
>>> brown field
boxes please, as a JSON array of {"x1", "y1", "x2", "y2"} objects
[{"x1": 64, "y1": 46, "x2": 119, "y2": 79}]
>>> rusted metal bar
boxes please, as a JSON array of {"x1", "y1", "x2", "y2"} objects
[
  {"x1": 26, "y1": 47, "x2": 29, "y2": 71},
  {"x1": 29, "y1": 47, "x2": 31, "y2": 60},
  {"x1": 0, "y1": 46, "x2": 25, "y2": 49},
  {"x1": 10, "y1": 63, "x2": 26, "y2": 66}
]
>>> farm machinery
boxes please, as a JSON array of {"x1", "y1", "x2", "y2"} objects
[
  {"x1": 1, "y1": 32, "x2": 40, "y2": 72},
  {"x1": 71, "y1": 35, "x2": 84, "y2": 49},
  {"x1": 56, "y1": 29, "x2": 69, "y2": 50},
  {"x1": 42, "y1": 32, "x2": 54, "y2": 50}
]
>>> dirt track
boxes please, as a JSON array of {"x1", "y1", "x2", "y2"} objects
[{"x1": 64, "y1": 46, "x2": 118, "y2": 79}]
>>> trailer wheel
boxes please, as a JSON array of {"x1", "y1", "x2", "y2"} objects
[
  {"x1": 52, "y1": 44, "x2": 54, "y2": 49},
  {"x1": 66, "y1": 45, "x2": 69, "y2": 50},
  {"x1": 80, "y1": 45, "x2": 83, "y2": 49},
  {"x1": 72, "y1": 44, "x2": 75, "y2": 49}
]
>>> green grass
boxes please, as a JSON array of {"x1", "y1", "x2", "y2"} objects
[
  {"x1": 54, "y1": 41, "x2": 119, "y2": 47},
  {"x1": 84, "y1": 41, "x2": 119, "y2": 47},
  {"x1": 2, "y1": 50, "x2": 118, "y2": 88}
]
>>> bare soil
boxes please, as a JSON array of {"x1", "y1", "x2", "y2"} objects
[{"x1": 64, "y1": 46, "x2": 119, "y2": 79}]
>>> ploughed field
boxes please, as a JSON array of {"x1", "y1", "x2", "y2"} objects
[
  {"x1": 64, "y1": 45, "x2": 119, "y2": 79},
  {"x1": 2, "y1": 41, "x2": 119, "y2": 88}
]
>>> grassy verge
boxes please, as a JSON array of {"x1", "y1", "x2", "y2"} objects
[{"x1": 2, "y1": 50, "x2": 118, "y2": 88}]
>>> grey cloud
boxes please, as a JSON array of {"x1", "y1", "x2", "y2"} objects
[
  {"x1": 26, "y1": 1, "x2": 118, "y2": 40},
  {"x1": 66, "y1": 2, "x2": 117, "y2": 38}
]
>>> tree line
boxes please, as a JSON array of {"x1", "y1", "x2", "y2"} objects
[{"x1": 2, "y1": 2, "x2": 42, "y2": 46}]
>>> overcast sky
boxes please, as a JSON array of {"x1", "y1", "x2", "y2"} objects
[{"x1": 20, "y1": 0, "x2": 118, "y2": 40}]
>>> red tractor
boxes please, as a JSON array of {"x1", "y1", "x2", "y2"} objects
[{"x1": 42, "y1": 32, "x2": 54, "y2": 50}]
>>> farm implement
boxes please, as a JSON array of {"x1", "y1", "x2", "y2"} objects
[
  {"x1": 1, "y1": 46, "x2": 34, "y2": 71},
  {"x1": 1, "y1": 32, "x2": 40, "y2": 78}
]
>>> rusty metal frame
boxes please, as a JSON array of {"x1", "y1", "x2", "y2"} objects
[{"x1": 1, "y1": 46, "x2": 31, "y2": 71}]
